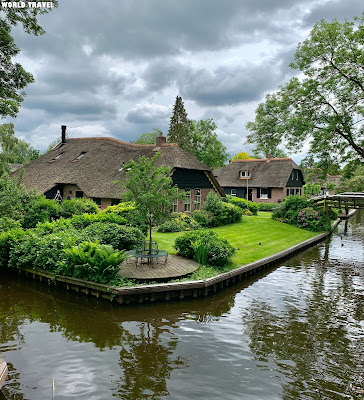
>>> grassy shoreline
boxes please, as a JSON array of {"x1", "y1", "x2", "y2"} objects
[{"x1": 153, "y1": 212, "x2": 318, "y2": 280}]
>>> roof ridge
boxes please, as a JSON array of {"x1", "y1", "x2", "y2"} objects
[
  {"x1": 231, "y1": 157, "x2": 293, "y2": 163},
  {"x1": 67, "y1": 137, "x2": 178, "y2": 148}
]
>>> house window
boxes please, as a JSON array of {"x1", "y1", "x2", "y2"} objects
[
  {"x1": 172, "y1": 198, "x2": 178, "y2": 213},
  {"x1": 75, "y1": 190, "x2": 84, "y2": 198},
  {"x1": 286, "y1": 188, "x2": 301, "y2": 196},
  {"x1": 72, "y1": 152, "x2": 86, "y2": 162},
  {"x1": 194, "y1": 189, "x2": 201, "y2": 210},
  {"x1": 231, "y1": 189, "x2": 237, "y2": 197},
  {"x1": 184, "y1": 189, "x2": 191, "y2": 212},
  {"x1": 92, "y1": 197, "x2": 101, "y2": 206},
  {"x1": 111, "y1": 199, "x2": 121, "y2": 206},
  {"x1": 296, "y1": 171, "x2": 299, "y2": 180},
  {"x1": 260, "y1": 188, "x2": 269, "y2": 199},
  {"x1": 240, "y1": 170, "x2": 251, "y2": 178}
]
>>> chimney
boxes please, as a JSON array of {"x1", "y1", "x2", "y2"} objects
[
  {"x1": 156, "y1": 132, "x2": 166, "y2": 148},
  {"x1": 61, "y1": 125, "x2": 67, "y2": 144}
]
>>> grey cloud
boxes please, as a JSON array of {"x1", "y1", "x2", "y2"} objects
[
  {"x1": 180, "y1": 63, "x2": 281, "y2": 106},
  {"x1": 23, "y1": 93, "x2": 117, "y2": 121},
  {"x1": 302, "y1": 0, "x2": 363, "y2": 27},
  {"x1": 13, "y1": 0, "x2": 314, "y2": 61},
  {"x1": 125, "y1": 102, "x2": 170, "y2": 123}
]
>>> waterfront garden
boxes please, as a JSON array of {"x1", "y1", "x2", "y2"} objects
[{"x1": 0, "y1": 173, "x2": 337, "y2": 288}]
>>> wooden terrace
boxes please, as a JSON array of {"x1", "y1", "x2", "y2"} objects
[{"x1": 119, "y1": 254, "x2": 200, "y2": 280}]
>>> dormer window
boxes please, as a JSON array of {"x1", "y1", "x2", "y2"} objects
[
  {"x1": 239, "y1": 170, "x2": 251, "y2": 178},
  {"x1": 72, "y1": 152, "x2": 86, "y2": 162},
  {"x1": 48, "y1": 153, "x2": 63, "y2": 162}
]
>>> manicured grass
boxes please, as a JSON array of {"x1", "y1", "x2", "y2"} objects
[{"x1": 153, "y1": 212, "x2": 318, "y2": 268}]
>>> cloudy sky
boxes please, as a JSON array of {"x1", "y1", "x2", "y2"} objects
[{"x1": 4, "y1": 0, "x2": 363, "y2": 160}]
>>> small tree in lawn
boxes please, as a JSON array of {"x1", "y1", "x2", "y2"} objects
[{"x1": 122, "y1": 152, "x2": 179, "y2": 254}]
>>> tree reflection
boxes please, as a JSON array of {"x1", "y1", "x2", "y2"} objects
[{"x1": 115, "y1": 322, "x2": 186, "y2": 399}]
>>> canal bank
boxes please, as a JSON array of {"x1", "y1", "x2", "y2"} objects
[{"x1": 9, "y1": 218, "x2": 342, "y2": 305}]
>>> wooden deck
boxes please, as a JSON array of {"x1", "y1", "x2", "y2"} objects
[{"x1": 119, "y1": 254, "x2": 200, "y2": 280}]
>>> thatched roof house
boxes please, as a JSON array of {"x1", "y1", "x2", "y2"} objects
[
  {"x1": 15, "y1": 127, "x2": 224, "y2": 211},
  {"x1": 213, "y1": 156, "x2": 305, "y2": 203}
]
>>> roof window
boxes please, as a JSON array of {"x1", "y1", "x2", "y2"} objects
[
  {"x1": 239, "y1": 170, "x2": 251, "y2": 178},
  {"x1": 48, "y1": 153, "x2": 63, "y2": 163},
  {"x1": 72, "y1": 152, "x2": 86, "y2": 162}
]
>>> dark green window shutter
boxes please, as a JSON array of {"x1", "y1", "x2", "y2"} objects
[
  {"x1": 268, "y1": 188, "x2": 272, "y2": 199},
  {"x1": 257, "y1": 188, "x2": 261, "y2": 198}
]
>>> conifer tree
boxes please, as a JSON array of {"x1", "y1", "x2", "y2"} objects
[{"x1": 167, "y1": 96, "x2": 192, "y2": 152}]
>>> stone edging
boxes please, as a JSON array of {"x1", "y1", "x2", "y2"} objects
[{"x1": 13, "y1": 218, "x2": 342, "y2": 305}]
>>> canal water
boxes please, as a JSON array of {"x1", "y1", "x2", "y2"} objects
[{"x1": 0, "y1": 212, "x2": 363, "y2": 400}]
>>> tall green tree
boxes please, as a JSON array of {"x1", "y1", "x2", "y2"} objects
[
  {"x1": 0, "y1": 3, "x2": 57, "y2": 117},
  {"x1": 246, "y1": 93, "x2": 288, "y2": 158},
  {"x1": 189, "y1": 119, "x2": 229, "y2": 169},
  {"x1": 133, "y1": 129, "x2": 162, "y2": 145},
  {"x1": 167, "y1": 96, "x2": 191, "y2": 152},
  {"x1": 122, "y1": 152, "x2": 180, "y2": 252},
  {"x1": 246, "y1": 14, "x2": 364, "y2": 163},
  {"x1": 0, "y1": 123, "x2": 39, "y2": 176}
]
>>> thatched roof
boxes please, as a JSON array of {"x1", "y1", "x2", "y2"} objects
[
  {"x1": 214, "y1": 158, "x2": 303, "y2": 188},
  {"x1": 15, "y1": 137, "x2": 221, "y2": 198}
]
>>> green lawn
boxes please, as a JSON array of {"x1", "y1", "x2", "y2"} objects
[{"x1": 153, "y1": 212, "x2": 318, "y2": 268}]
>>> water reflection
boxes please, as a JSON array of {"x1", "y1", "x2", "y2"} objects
[
  {"x1": 0, "y1": 211, "x2": 362, "y2": 399},
  {"x1": 243, "y1": 212, "x2": 364, "y2": 400}
]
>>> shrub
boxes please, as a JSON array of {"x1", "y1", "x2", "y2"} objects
[
  {"x1": 0, "y1": 175, "x2": 29, "y2": 221},
  {"x1": 191, "y1": 209, "x2": 215, "y2": 228},
  {"x1": 0, "y1": 228, "x2": 25, "y2": 269},
  {"x1": 60, "y1": 198, "x2": 99, "y2": 218},
  {"x1": 242, "y1": 209, "x2": 253, "y2": 216},
  {"x1": 103, "y1": 202, "x2": 147, "y2": 232},
  {"x1": 157, "y1": 213, "x2": 201, "y2": 232},
  {"x1": 103, "y1": 202, "x2": 135, "y2": 218},
  {"x1": 257, "y1": 203, "x2": 278, "y2": 211},
  {"x1": 22, "y1": 196, "x2": 61, "y2": 229},
  {"x1": 207, "y1": 239, "x2": 235, "y2": 267},
  {"x1": 0, "y1": 217, "x2": 21, "y2": 231},
  {"x1": 174, "y1": 229, "x2": 235, "y2": 267},
  {"x1": 203, "y1": 192, "x2": 243, "y2": 226},
  {"x1": 175, "y1": 230, "x2": 218, "y2": 259},
  {"x1": 222, "y1": 195, "x2": 258, "y2": 215},
  {"x1": 272, "y1": 196, "x2": 310, "y2": 225},
  {"x1": 272, "y1": 195, "x2": 336, "y2": 232},
  {"x1": 34, "y1": 218, "x2": 73, "y2": 236},
  {"x1": 297, "y1": 207, "x2": 331, "y2": 231},
  {"x1": 81, "y1": 222, "x2": 144, "y2": 250},
  {"x1": 9, "y1": 230, "x2": 82, "y2": 272},
  {"x1": 59, "y1": 241, "x2": 126, "y2": 284},
  {"x1": 157, "y1": 219, "x2": 185, "y2": 233},
  {"x1": 68, "y1": 213, "x2": 126, "y2": 230}
]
